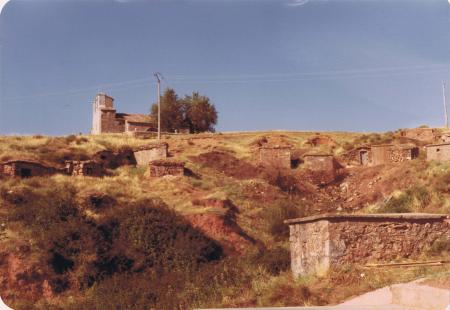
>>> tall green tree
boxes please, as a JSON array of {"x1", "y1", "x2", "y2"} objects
[
  {"x1": 183, "y1": 92, "x2": 218, "y2": 133},
  {"x1": 151, "y1": 88, "x2": 184, "y2": 132}
]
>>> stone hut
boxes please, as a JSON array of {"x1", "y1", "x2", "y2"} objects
[
  {"x1": 426, "y1": 143, "x2": 450, "y2": 163},
  {"x1": 400, "y1": 128, "x2": 438, "y2": 142},
  {"x1": 259, "y1": 145, "x2": 291, "y2": 169},
  {"x1": 91, "y1": 93, "x2": 156, "y2": 134},
  {"x1": 65, "y1": 160, "x2": 103, "y2": 177},
  {"x1": 0, "y1": 160, "x2": 57, "y2": 178},
  {"x1": 343, "y1": 146, "x2": 371, "y2": 166},
  {"x1": 149, "y1": 159, "x2": 185, "y2": 177},
  {"x1": 285, "y1": 213, "x2": 450, "y2": 277},
  {"x1": 133, "y1": 143, "x2": 168, "y2": 166},
  {"x1": 307, "y1": 135, "x2": 336, "y2": 147},
  {"x1": 440, "y1": 133, "x2": 450, "y2": 143},
  {"x1": 303, "y1": 154, "x2": 340, "y2": 184},
  {"x1": 371, "y1": 144, "x2": 419, "y2": 166}
]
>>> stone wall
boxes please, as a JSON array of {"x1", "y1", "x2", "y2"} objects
[
  {"x1": 125, "y1": 121, "x2": 154, "y2": 133},
  {"x1": 426, "y1": 144, "x2": 450, "y2": 163},
  {"x1": 303, "y1": 155, "x2": 338, "y2": 184},
  {"x1": 149, "y1": 160, "x2": 185, "y2": 177},
  {"x1": 286, "y1": 214, "x2": 450, "y2": 277},
  {"x1": 0, "y1": 161, "x2": 56, "y2": 178},
  {"x1": 65, "y1": 161, "x2": 103, "y2": 177},
  {"x1": 342, "y1": 148, "x2": 371, "y2": 166},
  {"x1": 259, "y1": 146, "x2": 291, "y2": 169},
  {"x1": 371, "y1": 145, "x2": 418, "y2": 166},
  {"x1": 400, "y1": 128, "x2": 438, "y2": 142},
  {"x1": 133, "y1": 143, "x2": 168, "y2": 166}
]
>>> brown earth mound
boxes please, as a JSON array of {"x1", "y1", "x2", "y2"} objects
[
  {"x1": 189, "y1": 151, "x2": 262, "y2": 179},
  {"x1": 0, "y1": 245, "x2": 53, "y2": 303},
  {"x1": 185, "y1": 199, "x2": 257, "y2": 254}
]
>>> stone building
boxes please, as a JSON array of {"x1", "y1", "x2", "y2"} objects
[
  {"x1": 91, "y1": 93, "x2": 156, "y2": 135},
  {"x1": 285, "y1": 213, "x2": 449, "y2": 277},
  {"x1": 0, "y1": 160, "x2": 57, "y2": 178},
  {"x1": 426, "y1": 143, "x2": 450, "y2": 163},
  {"x1": 149, "y1": 159, "x2": 185, "y2": 177},
  {"x1": 439, "y1": 133, "x2": 450, "y2": 143},
  {"x1": 400, "y1": 128, "x2": 438, "y2": 142},
  {"x1": 65, "y1": 160, "x2": 103, "y2": 177},
  {"x1": 303, "y1": 154, "x2": 340, "y2": 184},
  {"x1": 342, "y1": 146, "x2": 371, "y2": 166},
  {"x1": 371, "y1": 144, "x2": 419, "y2": 166},
  {"x1": 259, "y1": 145, "x2": 292, "y2": 169},
  {"x1": 133, "y1": 143, "x2": 168, "y2": 166}
]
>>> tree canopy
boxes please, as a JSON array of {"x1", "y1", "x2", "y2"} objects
[{"x1": 151, "y1": 88, "x2": 218, "y2": 133}]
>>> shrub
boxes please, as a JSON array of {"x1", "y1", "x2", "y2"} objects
[
  {"x1": 433, "y1": 171, "x2": 450, "y2": 194},
  {"x1": 252, "y1": 246, "x2": 291, "y2": 276},
  {"x1": 429, "y1": 236, "x2": 450, "y2": 255},
  {"x1": 265, "y1": 202, "x2": 305, "y2": 239},
  {"x1": 379, "y1": 186, "x2": 431, "y2": 213}
]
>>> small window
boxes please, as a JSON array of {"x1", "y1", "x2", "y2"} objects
[{"x1": 437, "y1": 148, "x2": 440, "y2": 152}]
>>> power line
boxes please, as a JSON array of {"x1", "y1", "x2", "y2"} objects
[{"x1": 4, "y1": 63, "x2": 450, "y2": 102}]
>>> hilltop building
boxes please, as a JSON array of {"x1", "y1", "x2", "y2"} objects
[
  {"x1": 91, "y1": 93, "x2": 156, "y2": 135},
  {"x1": 426, "y1": 143, "x2": 450, "y2": 162},
  {"x1": 259, "y1": 145, "x2": 292, "y2": 169},
  {"x1": 400, "y1": 128, "x2": 438, "y2": 142},
  {"x1": 371, "y1": 144, "x2": 419, "y2": 166},
  {"x1": 0, "y1": 160, "x2": 57, "y2": 178}
]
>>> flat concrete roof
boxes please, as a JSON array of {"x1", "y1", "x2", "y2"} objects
[
  {"x1": 425, "y1": 143, "x2": 450, "y2": 147},
  {"x1": 284, "y1": 213, "x2": 449, "y2": 225}
]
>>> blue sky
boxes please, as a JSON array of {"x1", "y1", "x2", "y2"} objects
[{"x1": 1, "y1": 0, "x2": 450, "y2": 135}]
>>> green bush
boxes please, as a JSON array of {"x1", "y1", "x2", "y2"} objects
[
  {"x1": 1, "y1": 179, "x2": 223, "y2": 301},
  {"x1": 379, "y1": 186, "x2": 431, "y2": 213},
  {"x1": 264, "y1": 202, "x2": 304, "y2": 239}
]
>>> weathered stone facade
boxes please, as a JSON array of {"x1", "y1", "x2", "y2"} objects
[
  {"x1": 65, "y1": 160, "x2": 103, "y2": 177},
  {"x1": 259, "y1": 145, "x2": 291, "y2": 169},
  {"x1": 440, "y1": 133, "x2": 450, "y2": 143},
  {"x1": 400, "y1": 128, "x2": 438, "y2": 142},
  {"x1": 303, "y1": 154, "x2": 339, "y2": 184},
  {"x1": 91, "y1": 93, "x2": 156, "y2": 135},
  {"x1": 342, "y1": 147, "x2": 371, "y2": 166},
  {"x1": 371, "y1": 144, "x2": 419, "y2": 166},
  {"x1": 149, "y1": 160, "x2": 185, "y2": 177},
  {"x1": 0, "y1": 160, "x2": 57, "y2": 178},
  {"x1": 133, "y1": 143, "x2": 168, "y2": 166},
  {"x1": 285, "y1": 214, "x2": 450, "y2": 277},
  {"x1": 426, "y1": 143, "x2": 450, "y2": 163}
]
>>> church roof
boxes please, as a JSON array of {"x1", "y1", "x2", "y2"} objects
[{"x1": 116, "y1": 113, "x2": 154, "y2": 124}]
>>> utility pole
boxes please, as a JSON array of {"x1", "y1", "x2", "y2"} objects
[
  {"x1": 443, "y1": 81, "x2": 448, "y2": 129},
  {"x1": 154, "y1": 73, "x2": 162, "y2": 140}
]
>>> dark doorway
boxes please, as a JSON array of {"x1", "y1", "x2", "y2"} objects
[
  {"x1": 360, "y1": 151, "x2": 369, "y2": 166},
  {"x1": 20, "y1": 168, "x2": 32, "y2": 178}
]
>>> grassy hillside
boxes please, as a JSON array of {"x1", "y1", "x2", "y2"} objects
[{"x1": 0, "y1": 131, "x2": 449, "y2": 309}]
